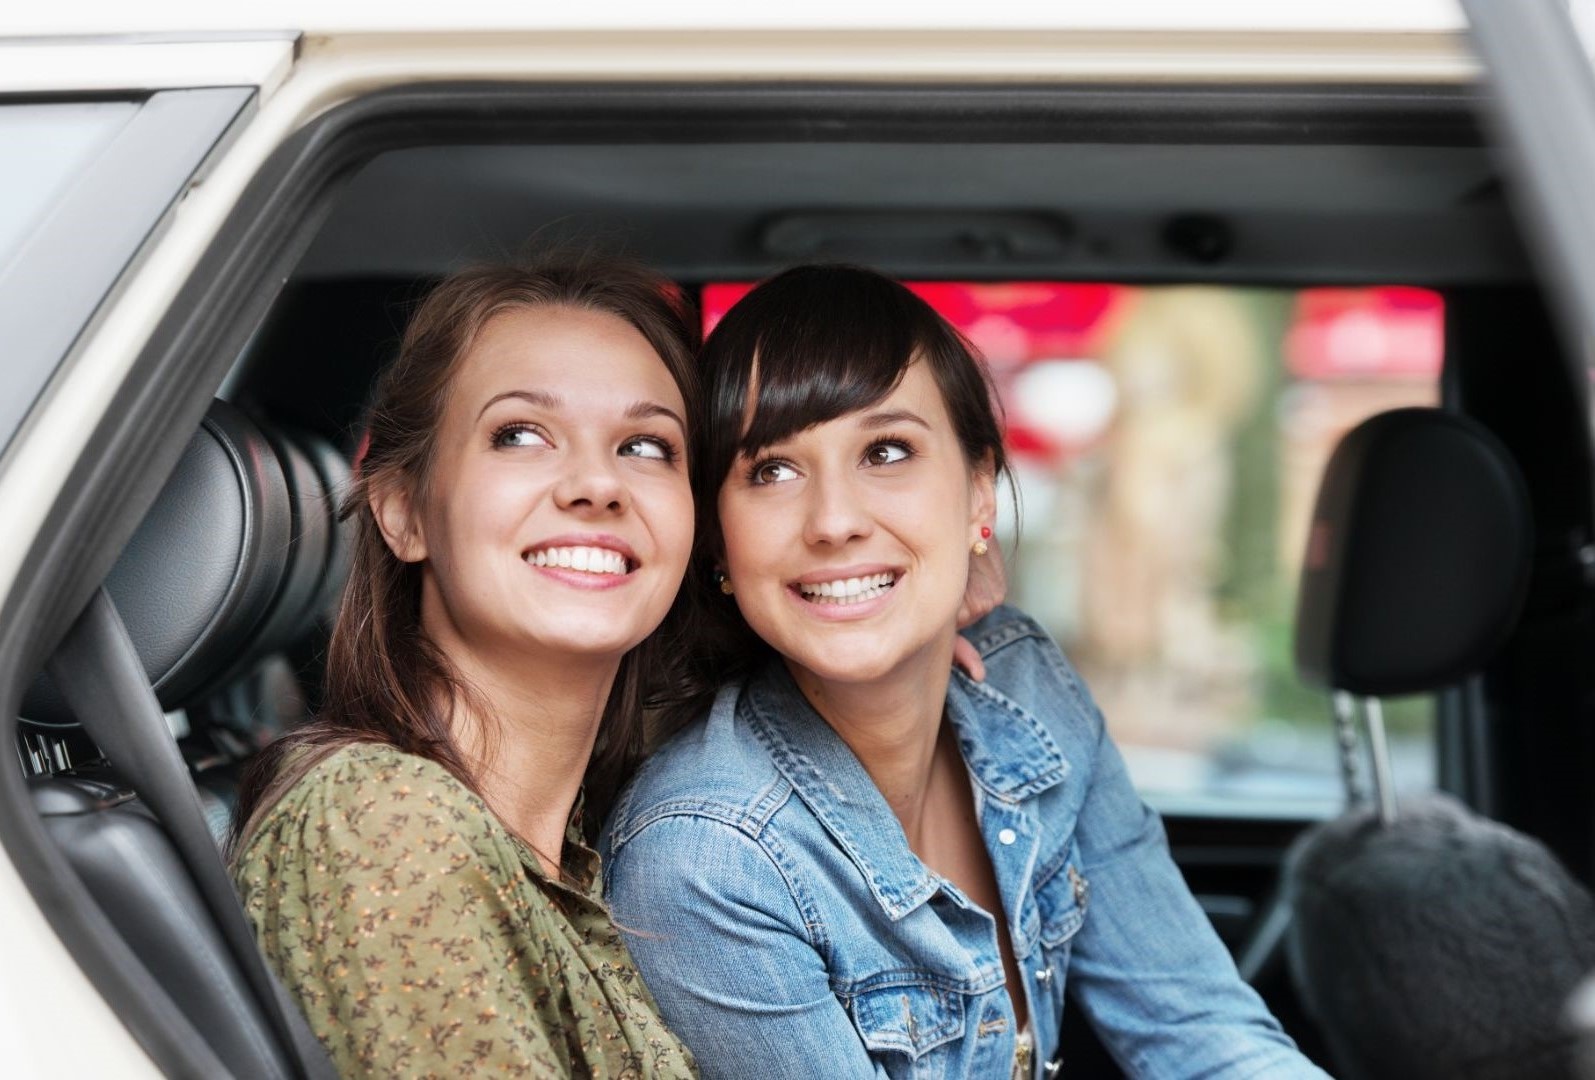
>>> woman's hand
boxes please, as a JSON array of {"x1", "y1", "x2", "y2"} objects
[{"x1": 952, "y1": 542, "x2": 1007, "y2": 681}]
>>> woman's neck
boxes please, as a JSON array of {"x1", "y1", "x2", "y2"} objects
[
  {"x1": 787, "y1": 632, "x2": 956, "y2": 846},
  {"x1": 442, "y1": 638, "x2": 618, "y2": 876}
]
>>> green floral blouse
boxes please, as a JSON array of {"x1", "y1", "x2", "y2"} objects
[{"x1": 233, "y1": 743, "x2": 697, "y2": 1079}]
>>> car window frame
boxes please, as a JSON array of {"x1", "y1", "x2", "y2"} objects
[{"x1": 0, "y1": 79, "x2": 1489, "y2": 1073}]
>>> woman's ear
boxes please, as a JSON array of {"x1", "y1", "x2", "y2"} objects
[
  {"x1": 969, "y1": 451, "x2": 998, "y2": 537},
  {"x1": 370, "y1": 475, "x2": 428, "y2": 564}
]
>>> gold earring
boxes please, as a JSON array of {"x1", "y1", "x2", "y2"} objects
[
  {"x1": 972, "y1": 540, "x2": 989, "y2": 557},
  {"x1": 718, "y1": 574, "x2": 734, "y2": 595}
]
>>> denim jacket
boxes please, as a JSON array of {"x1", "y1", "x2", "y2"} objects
[{"x1": 601, "y1": 607, "x2": 1327, "y2": 1079}]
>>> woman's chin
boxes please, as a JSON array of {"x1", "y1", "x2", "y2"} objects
[
  {"x1": 515, "y1": 617, "x2": 650, "y2": 664},
  {"x1": 772, "y1": 616, "x2": 959, "y2": 691},
  {"x1": 784, "y1": 639, "x2": 921, "y2": 688}
]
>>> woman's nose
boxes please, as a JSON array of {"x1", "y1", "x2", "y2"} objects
[
  {"x1": 553, "y1": 445, "x2": 628, "y2": 514},
  {"x1": 801, "y1": 472, "x2": 872, "y2": 547}
]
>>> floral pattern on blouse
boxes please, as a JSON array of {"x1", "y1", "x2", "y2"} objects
[{"x1": 234, "y1": 743, "x2": 697, "y2": 1079}]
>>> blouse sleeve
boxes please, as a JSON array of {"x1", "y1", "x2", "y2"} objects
[{"x1": 235, "y1": 751, "x2": 571, "y2": 1079}]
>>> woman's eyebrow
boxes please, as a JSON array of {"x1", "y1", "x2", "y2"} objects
[
  {"x1": 477, "y1": 388, "x2": 559, "y2": 421},
  {"x1": 860, "y1": 408, "x2": 931, "y2": 431},
  {"x1": 474, "y1": 391, "x2": 682, "y2": 434},
  {"x1": 627, "y1": 400, "x2": 687, "y2": 433}
]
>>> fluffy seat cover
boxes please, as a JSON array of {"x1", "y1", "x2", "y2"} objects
[{"x1": 1286, "y1": 792, "x2": 1595, "y2": 1080}]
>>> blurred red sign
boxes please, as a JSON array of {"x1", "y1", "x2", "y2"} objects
[
  {"x1": 1285, "y1": 287, "x2": 1443, "y2": 380},
  {"x1": 702, "y1": 280, "x2": 1126, "y2": 369},
  {"x1": 703, "y1": 280, "x2": 1127, "y2": 463}
]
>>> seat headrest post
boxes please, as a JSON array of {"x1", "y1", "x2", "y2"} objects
[
  {"x1": 1333, "y1": 691, "x2": 1367, "y2": 808},
  {"x1": 1362, "y1": 697, "x2": 1398, "y2": 826},
  {"x1": 1330, "y1": 692, "x2": 1399, "y2": 824}
]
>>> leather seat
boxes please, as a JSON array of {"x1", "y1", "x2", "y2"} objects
[
  {"x1": 183, "y1": 422, "x2": 352, "y2": 839},
  {"x1": 1286, "y1": 407, "x2": 1595, "y2": 1080},
  {"x1": 21, "y1": 400, "x2": 347, "y2": 1079}
]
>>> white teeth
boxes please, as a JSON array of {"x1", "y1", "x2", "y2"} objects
[
  {"x1": 526, "y1": 546, "x2": 630, "y2": 576},
  {"x1": 797, "y1": 572, "x2": 896, "y2": 605}
]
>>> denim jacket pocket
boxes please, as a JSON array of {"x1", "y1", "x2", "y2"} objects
[
  {"x1": 848, "y1": 981, "x2": 967, "y2": 1061},
  {"x1": 1035, "y1": 839, "x2": 1091, "y2": 949}
]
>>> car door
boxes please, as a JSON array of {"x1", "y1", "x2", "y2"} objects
[{"x1": 0, "y1": 34, "x2": 294, "y2": 1077}]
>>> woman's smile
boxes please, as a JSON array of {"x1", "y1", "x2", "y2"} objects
[
  {"x1": 787, "y1": 566, "x2": 902, "y2": 618},
  {"x1": 523, "y1": 534, "x2": 639, "y2": 589}
]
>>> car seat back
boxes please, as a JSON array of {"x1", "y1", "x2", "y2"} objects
[{"x1": 1288, "y1": 406, "x2": 1594, "y2": 1080}]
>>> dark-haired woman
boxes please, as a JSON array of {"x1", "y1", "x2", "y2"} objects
[
  {"x1": 230, "y1": 261, "x2": 700, "y2": 1077},
  {"x1": 601, "y1": 266, "x2": 1329, "y2": 1078}
]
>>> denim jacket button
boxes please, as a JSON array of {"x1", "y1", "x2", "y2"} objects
[
  {"x1": 998, "y1": 828, "x2": 1017, "y2": 845},
  {"x1": 1043, "y1": 1060, "x2": 1061, "y2": 1075},
  {"x1": 1035, "y1": 967, "x2": 1053, "y2": 984}
]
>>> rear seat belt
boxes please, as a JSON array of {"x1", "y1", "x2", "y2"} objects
[{"x1": 47, "y1": 589, "x2": 337, "y2": 1080}]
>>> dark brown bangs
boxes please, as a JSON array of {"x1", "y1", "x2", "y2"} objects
[
  {"x1": 699, "y1": 266, "x2": 958, "y2": 501},
  {"x1": 733, "y1": 299, "x2": 916, "y2": 459}
]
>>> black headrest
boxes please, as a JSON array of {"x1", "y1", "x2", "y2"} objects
[
  {"x1": 24, "y1": 401, "x2": 350, "y2": 727},
  {"x1": 1294, "y1": 407, "x2": 1532, "y2": 697},
  {"x1": 238, "y1": 425, "x2": 351, "y2": 677}
]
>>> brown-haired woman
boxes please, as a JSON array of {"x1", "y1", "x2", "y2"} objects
[{"x1": 230, "y1": 259, "x2": 700, "y2": 1078}]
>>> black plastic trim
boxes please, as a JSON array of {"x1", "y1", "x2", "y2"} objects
[
  {"x1": 250, "y1": 79, "x2": 1486, "y2": 147},
  {"x1": 0, "y1": 78, "x2": 1488, "y2": 1077}
]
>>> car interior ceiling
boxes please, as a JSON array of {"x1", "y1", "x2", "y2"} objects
[{"x1": 13, "y1": 81, "x2": 1595, "y2": 1077}]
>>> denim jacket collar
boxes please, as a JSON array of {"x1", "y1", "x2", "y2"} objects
[{"x1": 741, "y1": 659, "x2": 1070, "y2": 921}]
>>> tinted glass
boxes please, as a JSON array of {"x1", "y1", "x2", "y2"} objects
[
  {"x1": 0, "y1": 102, "x2": 138, "y2": 272},
  {"x1": 0, "y1": 89, "x2": 250, "y2": 459}
]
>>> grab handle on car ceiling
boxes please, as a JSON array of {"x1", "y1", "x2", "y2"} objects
[{"x1": 46, "y1": 588, "x2": 337, "y2": 1080}]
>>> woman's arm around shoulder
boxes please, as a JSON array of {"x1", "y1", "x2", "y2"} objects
[
  {"x1": 1066, "y1": 716, "x2": 1330, "y2": 1077},
  {"x1": 234, "y1": 746, "x2": 573, "y2": 1079},
  {"x1": 961, "y1": 608, "x2": 1329, "y2": 1077},
  {"x1": 959, "y1": 604, "x2": 1100, "y2": 731},
  {"x1": 603, "y1": 811, "x2": 883, "y2": 1080}
]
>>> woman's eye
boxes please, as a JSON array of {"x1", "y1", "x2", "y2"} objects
[
  {"x1": 620, "y1": 436, "x2": 675, "y2": 462},
  {"x1": 492, "y1": 424, "x2": 550, "y2": 449},
  {"x1": 751, "y1": 460, "x2": 799, "y2": 485},
  {"x1": 864, "y1": 441, "x2": 912, "y2": 466}
]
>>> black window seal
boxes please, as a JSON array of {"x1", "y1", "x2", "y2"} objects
[{"x1": 0, "y1": 79, "x2": 1485, "y2": 1076}]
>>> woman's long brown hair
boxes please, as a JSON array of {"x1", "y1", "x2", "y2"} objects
[{"x1": 229, "y1": 256, "x2": 700, "y2": 859}]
